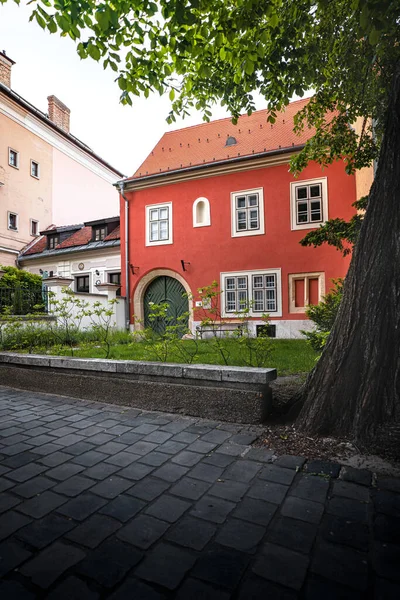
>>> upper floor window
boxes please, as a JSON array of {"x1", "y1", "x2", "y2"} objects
[
  {"x1": 48, "y1": 234, "x2": 59, "y2": 250},
  {"x1": 30, "y1": 160, "x2": 40, "y2": 179},
  {"x1": 93, "y1": 226, "x2": 106, "y2": 241},
  {"x1": 193, "y1": 197, "x2": 211, "y2": 228},
  {"x1": 8, "y1": 212, "x2": 18, "y2": 231},
  {"x1": 290, "y1": 177, "x2": 328, "y2": 231},
  {"x1": 221, "y1": 269, "x2": 282, "y2": 317},
  {"x1": 30, "y1": 219, "x2": 39, "y2": 236},
  {"x1": 231, "y1": 188, "x2": 265, "y2": 238},
  {"x1": 8, "y1": 148, "x2": 19, "y2": 169},
  {"x1": 146, "y1": 202, "x2": 173, "y2": 246}
]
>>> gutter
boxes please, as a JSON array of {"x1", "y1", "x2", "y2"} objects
[{"x1": 119, "y1": 181, "x2": 130, "y2": 330}]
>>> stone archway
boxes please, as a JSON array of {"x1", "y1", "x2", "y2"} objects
[{"x1": 133, "y1": 269, "x2": 193, "y2": 332}]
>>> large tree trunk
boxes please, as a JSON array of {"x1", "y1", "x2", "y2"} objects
[{"x1": 296, "y1": 62, "x2": 400, "y2": 454}]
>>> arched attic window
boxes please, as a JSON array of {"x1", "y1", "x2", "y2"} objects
[{"x1": 193, "y1": 197, "x2": 211, "y2": 227}]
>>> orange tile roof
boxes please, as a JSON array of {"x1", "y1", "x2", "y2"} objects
[
  {"x1": 104, "y1": 225, "x2": 120, "y2": 241},
  {"x1": 57, "y1": 226, "x2": 92, "y2": 249},
  {"x1": 23, "y1": 235, "x2": 48, "y2": 256},
  {"x1": 133, "y1": 98, "x2": 313, "y2": 178}
]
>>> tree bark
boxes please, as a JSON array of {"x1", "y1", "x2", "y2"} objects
[{"x1": 296, "y1": 61, "x2": 400, "y2": 454}]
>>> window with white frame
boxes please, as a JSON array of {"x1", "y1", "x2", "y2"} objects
[
  {"x1": 145, "y1": 202, "x2": 173, "y2": 245},
  {"x1": 8, "y1": 148, "x2": 19, "y2": 169},
  {"x1": 290, "y1": 177, "x2": 328, "y2": 231},
  {"x1": 8, "y1": 212, "x2": 18, "y2": 231},
  {"x1": 30, "y1": 219, "x2": 39, "y2": 236},
  {"x1": 30, "y1": 160, "x2": 40, "y2": 179},
  {"x1": 221, "y1": 269, "x2": 282, "y2": 317},
  {"x1": 231, "y1": 188, "x2": 265, "y2": 237},
  {"x1": 288, "y1": 272, "x2": 325, "y2": 313}
]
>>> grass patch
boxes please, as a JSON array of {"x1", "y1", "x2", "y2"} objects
[{"x1": 34, "y1": 338, "x2": 317, "y2": 376}]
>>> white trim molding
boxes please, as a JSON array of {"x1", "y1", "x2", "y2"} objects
[
  {"x1": 145, "y1": 201, "x2": 173, "y2": 246},
  {"x1": 290, "y1": 177, "x2": 328, "y2": 231},
  {"x1": 231, "y1": 187, "x2": 265, "y2": 238},
  {"x1": 220, "y1": 268, "x2": 282, "y2": 318}
]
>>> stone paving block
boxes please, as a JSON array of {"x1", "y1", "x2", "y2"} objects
[
  {"x1": 82, "y1": 462, "x2": 120, "y2": 480},
  {"x1": 1, "y1": 442, "x2": 34, "y2": 456},
  {"x1": 253, "y1": 542, "x2": 309, "y2": 590},
  {"x1": 374, "y1": 490, "x2": 400, "y2": 518},
  {"x1": 54, "y1": 474, "x2": 95, "y2": 497},
  {"x1": 189, "y1": 463, "x2": 224, "y2": 483},
  {"x1": 146, "y1": 495, "x2": 191, "y2": 523},
  {"x1": 248, "y1": 480, "x2": 289, "y2": 504},
  {"x1": 170, "y1": 432, "x2": 198, "y2": 444},
  {"x1": 311, "y1": 541, "x2": 368, "y2": 590},
  {"x1": 165, "y1": 516, "x2": 216, "y2": 551},
  {"x1": 202, "y1": 452, "x2": 236, "y2": 468},
  {"x1": 16, "y1": 512, "x2": 75, "y2": 549},
  {"x1": 0, "y1": 510, "x2": 32, "y2": 541},
  {"x1": 53, "y1": 434, "x2": 86, "y2": 447},
  {"x1": 281, "y1": 496, "x2": 325, "y2": 525},
  {"x1": 109, "y1": 578, "x2": 165, "y2": 600},
  {"x1": 106, "y1": 425, "x2": 133, "y2": 435},
  {"x1": 216, "y1": 442, "x2": 248, "y2": 457},
  {"x1": 13, "y1": 475, "x2": 55, "y2": 498},
  {"x1": 234, "y1": 497, "x2": 277, "y2": 527},
  {"x1": 20, "y1": 541, "x2": 86, "y2": 588},
  {"x1": 117, "y1": 462, "x2": 154, "y2": 481},
  {"x1": 66, "y1": 514, "x2": 121, "y2": 548},
  {"x1": 320, "y1": 514, "x2": 369, "y2": 550},
  {"x1": 125, "y1": 441, "x2": 158, "y2": 456},
  {"x1": 153, "y1": 463, "x2": 189, "y2": 482},
  {"x1": 340, "y1": 465, "x2": 372, "y2": 487},
  {"x1": 372, "y1": 541, "x2": 400, "y2": 581},
  {"x1": 306, "y1": 460, "x2": 341, "y2": 478},
  {"x1": 27, "y1": 442, "x2": 62, "y2": 457},
  {"x1": 86, "y1": 433, "x2": 115, "y2": 445},
  {"x1": 100, "y1": 495, "x2": 146, "y2": 522},
  {"x1": 327, "y1": 496, "x2": 369, "y2": 523},
  {"x1": 187, "y1": 440, "x2": 218, "y2": 454},
  {"x1": 237, "y1": 576, "x2": 297, "y2": 600},
  {"x1": 46, "y1": 576, "x2": 99, "y2": 600},
  {"x1": 223, "y1": 459, "x2": 262, "y2": 483},
  {"x1": 134, "y1": 542, "x2": 196, "y2": 590},
  {"x1": 158, "y1": 440, "x2": 187, "y2": 455},
  {"x1": 259, "y1": 464, "x2": 297, "y2": 486},
  {"x1": 175, "y1": 578, "x2": 231, "y2": 600},
  {"x1": 117, "y1": 514, "x2": 169, "y2": 549},
  {"x1": 209, "y1": 479, "x2": 249, "y2": 502},
  {"x1": 90, "y1": 476, "x2": 132, "y2": 498},
  {"x1": 127, "y1": 477, "x2": 171, "y2": 502},
  {"x1": 142, "y1": 431, "x2": 173, "y2": 444},
  {"x1": 377, "y1": 477, "x2": 400, "y2": 494},
  {"x1": 304, "y1": 577, "x2": 364, "y2": 600},
  {"x1": 0, "y1": 580, "x2": 36, "y2": 600},
  {"x1": 0, "y1": 540, "x2": 32, "y2": 576},
  {"x1": 243, "y1": 447, "x2": 275, "y2": 463},
  {"x1": 137, "y1": 451, "x2": 170, "y2": 467},
  {"x1": 373, "y1": 577, "x2": 400, "y2": 600},
  {"x1": 48, "y1": 426, "x2": 78, "y2": 438},
  {"x1": 201, "y1": 429, "x2": 233, "y2": 444},
  {"x1": 57, "y1": 493, "x2": 107, "y2": 521},
  {"x1": 28, "y1": 434, "x2": 60, "y2": 447},
  {"x1": 171, "y1": 450, "x2": 203, "y2": 467},
  {"x1": 0, "y1": 476, "x2": 14, "y2": 492},
  {"x1": 132, "y1": 424, "x2": 160, "y2": 435},
  {"x1": 192, "y1": 544, "x2": 250, "y2": 590},
  {"x1": 39, "y1": 451, "x2": 72, "y2": 467},
  {"x1": 1, "y1": 425, "x2": 25, "y2": 437},
  {"x1": 71, "y1": 450, "x2": 108, "y2": 467},
  {"x1": 160, "y1": 421, "x2": 191, "y2": 434},
  {"x1": 117, "y1": 432, "x2": 145, "y2": 445},
  {"x1": 0, "y1": 464, "x2": 10, "y2": 477},
  {"x1": 230, "y1": 433, "x2": 259, "y2": 445},
  {"x1": 1, "y1": 433, "x2": 31, "y2": 446},
  {"x1": 46, "y1": 462, "x2": 85, "y2": 481},
  {"x1": 290, "y1": 474, "x2": 329, "y2": 503},
  {"x1": 0, "y1": 493, "x2": 21, "y2": 514},
  {"x1": 374, "y1": 513, "x2": 400, "y2": 544},
  {"x1": 170, "y1": 476, "x2": 211, "y2": 501},
  {"x1": 1, "y1": 451, "x2": 40, "y2": 469},
  {"x1": 332, "y1": 480, "x2": 370, "y2": 502},
  {"x1": 190, "y1": 495, "x2": 236, "y2": 523},
  {"x1": 63, "y1": 441, "x2": 97, "y2": 456},
  {"x1": 17, "y1": 491, "x2": 68, "y2": 518},
  {"x1": 268, "y1": 516, "x2": 318, "y2": 554},
  {"x1": 216, "y1": 517, "x2": 265, "y2": 552},
  {"x1": 103, "y1": 451, "x2": 140, "y2": 467}
]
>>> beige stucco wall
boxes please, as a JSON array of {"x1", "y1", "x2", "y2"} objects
[{"x1": 0, "y1": 100, "x2": 53, "y2": 265}]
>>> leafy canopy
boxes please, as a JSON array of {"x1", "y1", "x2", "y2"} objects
[{"x1": 4, "y1": 0, "x2": 399, "y2": 173}]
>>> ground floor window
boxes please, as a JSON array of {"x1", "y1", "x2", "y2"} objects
[
  {"x1": 221, "y1": 269, "x2": 282, "y2": 317},
  {"x1": 75, "y1": 275, "x2": 90, "y2": 293},
  {"x1": 108, "y1": 272, "x2": 121, "y2": 296}
]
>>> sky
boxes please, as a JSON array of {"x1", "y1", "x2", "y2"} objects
[{"x1": 0, "y1": 1, "x2": 248, "y2": 177}]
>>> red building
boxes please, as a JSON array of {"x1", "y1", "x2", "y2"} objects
[{"x1": 119, "y1": 99, "x2": 356, "y2": 338}]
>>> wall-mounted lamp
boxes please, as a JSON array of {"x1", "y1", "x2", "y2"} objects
[
  {"x1": 130, "y1": 264, "x2": 139, "y2": 275},
  {"x1": 95, "y1": 269, "x2": 100, "y2": 276},
  {"x1": 39, "y1": 269, "x2": 43, "y2": 275},
  {"x1": 181, "y1": 260, "x2": 190, "y2": 272}
]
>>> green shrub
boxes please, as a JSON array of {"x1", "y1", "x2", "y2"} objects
[{"x1": 303, "y1": 279, "x2": 343, "y2": 352}]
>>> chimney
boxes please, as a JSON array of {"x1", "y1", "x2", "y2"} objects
[
  {"x1": 0, "y1": 50, "x2": 15, "y2": 88},
  {"x1": 47, "y1": 95, "x2": 71, "y2": 134}
]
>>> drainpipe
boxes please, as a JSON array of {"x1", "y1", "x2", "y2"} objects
[{"x1": 119, "y1": 181, "x2": 130, "y2": 330}]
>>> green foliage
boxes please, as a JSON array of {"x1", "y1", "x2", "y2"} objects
[
  {"x1": 0, "y1": 266, "x2": 42, "y2": 288},
  {"x1": 303, "y1": 279, "x2": 344, "y2": 352},
  {"x1": 0, "y1": 266, "x2": 46, "y2": 315},
  {"x1": 7, "y1": 0, "x2": 398, "y2": 176}
]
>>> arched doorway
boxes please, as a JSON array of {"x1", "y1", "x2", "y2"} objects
[{"x1": 143, "y1": 276, "x2": 189, "y2": 335}]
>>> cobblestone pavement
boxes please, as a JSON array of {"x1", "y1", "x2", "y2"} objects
[{"x1": 0, "y1": 386, "x2": 399, "y2": 599}]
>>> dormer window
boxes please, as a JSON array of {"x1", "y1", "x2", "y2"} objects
[
  {"x1": 93, "y1": 226, "x2": 106, "y2": 241},
  {"x1": 48, "y1": 234, "x2": 59, "y2": 250},
  {"x1": 226, "y1": 136, "x2": 237, "y2": 146}
]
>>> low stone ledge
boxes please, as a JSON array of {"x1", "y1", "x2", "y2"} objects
[{"x1": 0, "y1": 352, "x2": 277, "y2": 424}]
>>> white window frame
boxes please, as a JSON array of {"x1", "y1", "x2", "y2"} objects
[
  {"x1": 193, "y1": 197, "x2": 211, "y2": 228},
  {"x1": 221, "y1": 269, "x2": 282, "y2": 317},
  {"x1": 290, "y1": 177, "x2": 328, "y2": 231},
  {"x1": 145, "y1": 202, "x2": 173, "y2": 246},
  {"x1": 231, "y1": 187, "x2": 265, "y2": 238},
  {"x1": 7, "y1": 211, "x2": 18, "y2": 232},
  {"x1": 288, "y1": 272, "x2": 325, "y2": 313},
  {"x1": 8, "y1": 147, "x2": 19, "y2": 169},
  {"x1": 30, "y1": 160, "x2": 40, "y2": 179},
  {"x1": 30, "y1": 219, "x2": 39, "y2": 236}
]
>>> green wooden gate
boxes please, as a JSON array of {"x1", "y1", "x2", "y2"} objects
[{"x1": 144, "y1": 276, "x2": 189, "y2": 335}]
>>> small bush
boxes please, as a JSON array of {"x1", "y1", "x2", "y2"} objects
[{"x1": 303, "y1": 279, "x2": 343, "y2": 352}]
